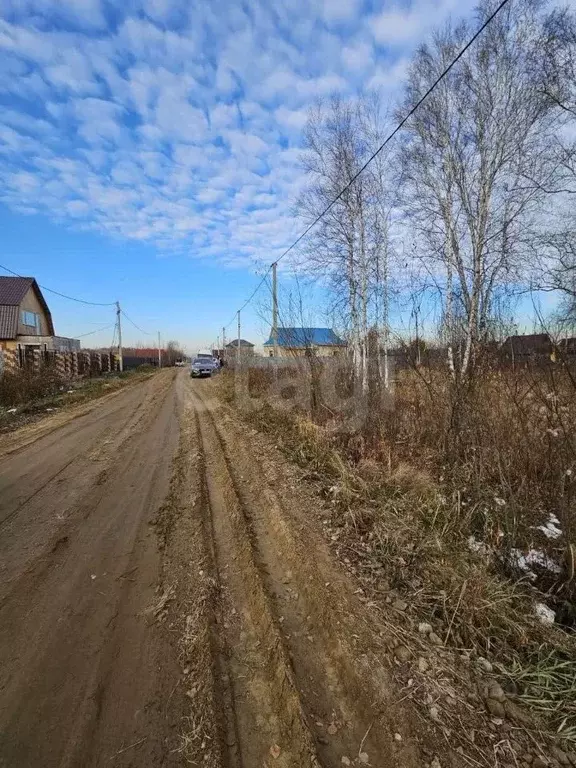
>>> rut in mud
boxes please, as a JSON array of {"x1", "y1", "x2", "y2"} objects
[
  {"x1": 0, "y1": 370, "x2": 424, "y2": 768},
  {"x1": 182, "y1": 380, "x2": 420, "y2": 768}
]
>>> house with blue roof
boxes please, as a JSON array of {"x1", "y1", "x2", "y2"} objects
[{"x1": 263, "y1": 327, "x2": 347, "y2": 358}]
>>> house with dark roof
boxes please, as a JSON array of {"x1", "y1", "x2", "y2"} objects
[
  {"x1": 0, "y1": 276, "x2": 79, "y2": 354},
  {"x1": 263, "y1": 327, "x2": 346, "y2": 357},
  {"x1": 225, "y1": 338, "x2": 255, "y2": 357},
  {"x1": 502, "y1": 333, "x2": 553, "y2": 359}
]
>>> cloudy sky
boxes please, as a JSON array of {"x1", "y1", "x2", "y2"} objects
[{"x1": 0, "y1": 0, "x2": 476, "y2": 349}]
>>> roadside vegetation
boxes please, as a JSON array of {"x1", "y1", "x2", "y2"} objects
[
  {"x1": 0, "y1": 364, "x2": 158, "y2": 432},
  {"x1": 216, "y1": 0, "x2": 576, "y2": 756},
  {"x1": 218, "y1": 356, "x2": 576, "y2": 761}
]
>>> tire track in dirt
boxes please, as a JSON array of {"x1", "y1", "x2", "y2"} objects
[
  {"x1": 155, "y1": 373, "x2": 239, "y2": 768},
  {"x1": 186, "y1": 382, "x2": 320, "y2": 768},
  {"x1": 189, "y1": 380, "x2": 421, "y2": 768}
]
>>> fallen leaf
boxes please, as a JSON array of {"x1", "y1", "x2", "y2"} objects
[{"x1": 269, "y1": 744, "x2": 281, "y2": 759}]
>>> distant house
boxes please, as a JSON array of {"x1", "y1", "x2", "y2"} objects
[
  {"x1": 558, "y1": 336, "x2": 576, "y2": 358},
  {"x1": 225, "y1": 339, "x2": 254, "y2": 357},
  {"x1": 503, "y1": 334, "x2": 553, "y2": 359},
  {"x1": 263, "y1": 327, "x2": 346, "y2": 358},
  {"x1": 501, "y1": 333, "x2": 576, "y2": 364},
  {"x1": 0, "y1": 276, "x2": 79, "y2": 355}
]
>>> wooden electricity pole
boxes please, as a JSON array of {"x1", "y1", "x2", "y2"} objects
[
  {"x1": 237, "y1": 310, "x2": 241, "y2": 368},
  {"x1": 116, "y1": 301, "x2": 123, "y2": 372},
  {"x1": 272, "y1": 261, "x2": 278, "y2": 358}
]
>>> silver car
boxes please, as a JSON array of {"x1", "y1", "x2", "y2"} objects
[{"x1": 190, "y1": 357, "x2": 217, "y2": 378}]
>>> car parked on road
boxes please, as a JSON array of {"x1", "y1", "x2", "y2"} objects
[{"x1": 190, "y1": 357, "x2": 217, "y2": 378}]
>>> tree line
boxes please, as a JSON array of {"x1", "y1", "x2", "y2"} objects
[{"x1": 296, "y1": 0, "x2": 576, "y2": 386}]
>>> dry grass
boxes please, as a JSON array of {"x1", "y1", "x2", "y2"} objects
[
  {"x1": 0, "y1": 366, "x2": 64, "y2": 406},
  {"x1": 216, "y1": 360, "x2": 576, "y2": 746},
  {"x1": 0, "y1": 368, "x2": 158, "y2": 433}
]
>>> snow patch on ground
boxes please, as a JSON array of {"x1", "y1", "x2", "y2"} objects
[
  {"x1": 536, "y1": 514, "x2": 563, "y2": 540},
  {"x1": 468, "y1": 535, "x2": 492, "y2": 555},
  {"x1": 534, "y1": 601, "x2": 556, "y2": 624},
  {"x1": 509, "y1": 548, "x2": 561, "y2": 577}
]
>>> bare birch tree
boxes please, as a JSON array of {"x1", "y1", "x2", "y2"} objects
[
  {"x1": 296, "y1": 94, "x2": 394, "y2": 391},
  {"x1": 528, "y1": 8, "x2": 576, "y2": 330},
  {"x1": 399, "y1": 0, "x2": 570, "y2": 380}
]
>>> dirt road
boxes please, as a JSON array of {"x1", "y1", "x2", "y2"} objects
[{"x1": 0, "y1": 370, "x2": 423, "y2": 768}]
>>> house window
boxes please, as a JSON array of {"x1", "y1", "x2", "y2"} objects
[{"x1": 21, "y1": 310, "x2": 39, "y2": 330}]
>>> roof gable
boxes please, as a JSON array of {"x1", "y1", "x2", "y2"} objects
[
  {"x1": 0, "y1": 276, "x2": 34, "y2": 305},
  {"x1": 264, "y1": 327, "x2": 345, "y2": 347},
  {"x1": 0, "y1": 276, "x2": 55, "y2": 338}
]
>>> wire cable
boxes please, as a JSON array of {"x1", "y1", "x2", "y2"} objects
[
  {"x1": 222, "y1": 267, "x2": 273, "y2": 331},
  {"x1": 121, "y1": 310, "x2": 152, "y2": 336},
  {"x1": 76, "y1": 323, "x2": 115, "y2": 338},
  {"x1": 0, "y1": 262, "x2": 116, "y2": 306},
  {"x1": 273, "y1": 0, "x2": 514, "y2": 269},
  {"x1": 215, "y1": 0, "x2": 514, "y2": 342}
]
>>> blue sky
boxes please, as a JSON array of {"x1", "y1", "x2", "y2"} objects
[{"x1": 0, "y1": 0, "x2": 478, "y2": 351}]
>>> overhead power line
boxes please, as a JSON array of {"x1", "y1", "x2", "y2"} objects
[
  {"x1": 216, "y1": 0, "x2": 514, "y2": 338},
  {"x1": 223, "y1": 267, "x2": 273, "y2": 331},
  {"x1": 0, "y1": 262, "x2": 116, "y2": 306},
  {"x1": 121, "y1": 310, "x2": 152, "y2": 336},
  {"x1": 76, "y1": 323, "x2": 115, "y2": 338},
  {"x1": 273, "y1": 0, "x2": 514, "y2": 270}
]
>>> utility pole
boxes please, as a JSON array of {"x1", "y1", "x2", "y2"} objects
[
  {"x1": 272, "y1": 261, "x2": 278, "y2": 358},
  {"x1": 157, "y1": 331, "x2": 162, "y2": 369},
  {"x1": 116, "y1": 301, "x2": 123, "y2": 372},
  {"x1": 237, "y1": 310, "x2": 241, "y2": 368},
  {"x1": 222, "y1": 326, "x2": 226, "y2": 363}
]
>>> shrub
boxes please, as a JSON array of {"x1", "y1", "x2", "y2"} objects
[{"x1": 0, "y1": 367, "x2": 64, "y2": 407}]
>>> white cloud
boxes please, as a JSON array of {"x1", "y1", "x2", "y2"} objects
[
  {"x1": 0, "y1": 0, "x2": 105, "y2": 30},
  {"x1": 2, "y1": 110, "x2": 52, "y2": 134},
  {"x1": 367, "y1": 58, "x2": 411, "y2": 94},
  {"x1": 323, "y1": 0, "x2": 360, "y2": 23},
  {"x1": 0, "y1": 0, "x2": 461, "y2": 268},
  {"x1": 371, "y1": 8, "x2": 422, "y2": 46},
  {"x1": 274, "y1": 106, "x2": 308, "y2": 130},
  {"x1": 370, "y1": 0, "x2": 474, "y2": 46},
  {"x1": 342, "y1": 40, "x2": 373, "y2": 71},
  {"x1": 224, "y1": 130, "x2": 269, "y2": 156}
]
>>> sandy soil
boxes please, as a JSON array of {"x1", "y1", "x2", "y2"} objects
[{"x1": 0, "y1": 370, "x2": 426, "y2": 768}]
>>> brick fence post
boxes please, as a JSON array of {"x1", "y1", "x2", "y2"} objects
[
  {"x1": 70, "y1": 351, "x2": 78, "y2": 379},
  {"x1": 79, "y1": 351, "x2": 89, "y2": 376},
  {"x1": 90, "y1": 352, "x2": 101, "y2": 375},
  {"x1": 55, "y1": 352, "x2": 65, "y2": 379},
  {"x1": 63, "y1": 352, "x2": 71, "y2": 379},
  {"x1": 9, "y1": 348, "x2": 19, "y2": 373}
]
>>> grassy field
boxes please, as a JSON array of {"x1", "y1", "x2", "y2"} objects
[{"x1": 217, "y1": 359, "x2": 576, "y2": 745}]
